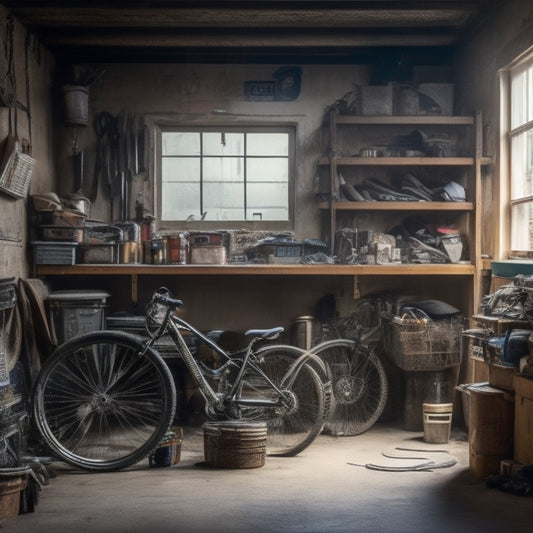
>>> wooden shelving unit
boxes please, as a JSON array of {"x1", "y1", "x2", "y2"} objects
[
  {"x1": 36, "y1": 262, "x2": 476, "y2": 305},
  {"x1": 317, "y1": 111, "x2": 487, "y2": 315},
  {"x1": 36, "y1": 113, "x2": 488, "y2": 317}
]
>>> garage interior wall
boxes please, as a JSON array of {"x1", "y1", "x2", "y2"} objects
[
  {"x1": 2, "y1": 1, "x2": 533, "y2": 328},
  {"x1": 0, "y1": 6, "x2": 56, "y2": 279},
  {"x1": 454, "y1": 0, "x2": 533, "y2": 261}
]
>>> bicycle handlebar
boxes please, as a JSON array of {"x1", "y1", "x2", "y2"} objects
[{"x1": 152, "y1": 287, "x2": 183, "y2": 310}]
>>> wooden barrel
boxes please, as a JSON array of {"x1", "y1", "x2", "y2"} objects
[
  {"x1": 468, "y1": 384, "x2": 514, "y2": 479},
  {"x1": 203, "y1": 421, "x2": 267, "y2": 469}
]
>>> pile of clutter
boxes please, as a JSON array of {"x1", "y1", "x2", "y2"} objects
[
  {"x1": 31, "y1": 191, "x2": 91, "y2": 240},
  {"x1": 334, "y1": 215, "x2": 465, "y2": 265},
  {"x1": 31, "y1": 192, "x2": 141, "y2": 265},
  {"x1": 339, "y1": 171, "x2": 465, "y2": 203},
  {"x1": 245, "y1": 234, "x2": 330, "y2": 264},
  {"x1": 465, "y1": 274, "x2": 533, "y2": 377}
]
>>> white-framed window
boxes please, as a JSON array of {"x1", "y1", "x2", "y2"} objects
[
  {"x1": 509, "y1": 56, "x2": 533, "y2": 251},
  {"x1": 157, "y1": 126, "x2": 294, "y2": 227}
]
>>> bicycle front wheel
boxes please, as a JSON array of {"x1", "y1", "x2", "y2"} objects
[
  {"x1": 33, "y1": 331, "x2": 176, "y2": 472},
  {"x1": 252, "y1": 345, "x2": 327, "y2": 457},
  {"x1": 311, "y1": 339, "x2": 388, "y2": 436}
]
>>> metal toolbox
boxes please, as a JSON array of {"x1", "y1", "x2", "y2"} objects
[
  {"x1": 38, "y1": 225, "x2": 84, "y2": 242},
  {"x1": 190, "y1": 245, "x2": 227, "y2": 264},
  {"x1": 188, "y1": 231, "x2": 229, "y2": 264},
  {"x1": 77, "y1": 243, "x2": 119, "y2": 264},
  {"x1": 83, "y1": 225, "x2": 124, "y2": 244},
  {"x1": 188, "y1": 231, "x2": 229, "y2": 247},
  {"x1": 37, "y1": 210, "x2": 86, "y2": 228}
]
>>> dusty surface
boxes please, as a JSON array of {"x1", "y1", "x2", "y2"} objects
[{"x1": 2, "y1": 424, "x2": 531, "y2": 533}]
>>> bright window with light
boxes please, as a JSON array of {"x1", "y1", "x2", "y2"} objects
[
  {"x1": 159, "y1": 127, "x2": 293, "y2": 223},
  {"x1": 510, "y1": 59, "x2": 533, "y2": 251}
]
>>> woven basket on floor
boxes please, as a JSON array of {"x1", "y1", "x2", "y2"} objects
[{"x1": 203, "y1": 421, "x2": 267, "y2": 469}]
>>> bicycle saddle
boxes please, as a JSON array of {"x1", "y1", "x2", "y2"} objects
[{"x1": 244, "y1": 326, "x2": 284, "y2": 340}]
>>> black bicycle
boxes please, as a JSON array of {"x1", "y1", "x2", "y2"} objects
[{"x1": 32, "y1": 287, "x2": 330, "y2": 471}]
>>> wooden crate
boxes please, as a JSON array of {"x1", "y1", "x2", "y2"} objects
[
  {"x1": 489, "y1": 364, "x2": 517, "y2": 392},
  {"x1": 469, "y1": 384, "x2": 514, "y2": 479},
  {"x1": 472, "y1": 314, "x2": 531, "y2": 335},
  {"x1": 514, "y1": 375, "x2": 533, "y2": 465}
]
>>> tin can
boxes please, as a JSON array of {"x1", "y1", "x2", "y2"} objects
[
  {"x1": 141, "y1": 216, "x2": 156, "y2": 242},
  {"x1": 167, "y1": 233, "x2": 189, "y2": 264},
  {"x1": 121, "y1": 241, "x2": 139, "y2": 264},
  {"x1": 142, "y1": 241, "x2": 152, "y2": 264},
  {"x1": 151, "y1": 237, "x2": 166, "y2": 264},
  {"x1": 148, "y1": 428, "x2": 182, "y2": 468},
  {"x1": 115, "y1": 221, "x2": 140, "y2": 243}
]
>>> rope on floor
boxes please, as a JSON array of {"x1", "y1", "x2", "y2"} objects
[
  {"x1": 347, "y1": 459, "x2": 457, "y2": 472},
  {"x1": 347, "y1": 446, "x2": 457, "y2": 471}
]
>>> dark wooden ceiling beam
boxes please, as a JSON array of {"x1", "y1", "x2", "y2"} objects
[
  {"x1": 3, "y1": 0, "x2": 493, "y2": 62},
  {"x1": 43, "y1": 28, "x2": 457, "y2": 49},
  {"x1": 11, "y1": 7, "x2": 478, "y2": 29}
]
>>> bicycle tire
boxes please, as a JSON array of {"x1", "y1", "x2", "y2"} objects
[
  {"x1": 250, "y1": 345, "x2": 327, "y2": 457},
  {"x1": 311, "y1": 339, "x2": 388, "y2": 436},
  {"x1": 33, "y1": 331, "x2": 176, "y2": 472}
]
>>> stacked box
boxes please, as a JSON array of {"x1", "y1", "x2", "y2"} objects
[{"x1": 514, "y1": 375, "x2": 533, "y2": 465}]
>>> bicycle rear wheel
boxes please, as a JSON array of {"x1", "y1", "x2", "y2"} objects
[
  {"x1": 311, "y1": 339, "x2": 388, "y2": 436},
  {"x1": 251, "y1": 345, "x2": 327, "y2": 457},
  {"x1": 33, "y1": 331, "x2": 176, "y2": 472}
]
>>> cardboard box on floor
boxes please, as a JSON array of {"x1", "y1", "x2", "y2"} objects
[{"x1": 514, "y1": 375, "x2": 533, "y2": 465}]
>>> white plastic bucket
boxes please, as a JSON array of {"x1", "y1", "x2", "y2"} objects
[{"x1": 423, "y1": 402, "x2": 453, "y2": 444}]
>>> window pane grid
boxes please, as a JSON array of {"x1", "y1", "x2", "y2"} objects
[
  {"x1": 510, "y1": 58, "x2": 533, "y2": 251},
  {"x1": 161, "y1": 129, "x2": 291, "y2": 222}
]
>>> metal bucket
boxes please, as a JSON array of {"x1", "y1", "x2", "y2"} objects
[{"x1": 62, "y1": 85, "x2": 89, "y2": 126}]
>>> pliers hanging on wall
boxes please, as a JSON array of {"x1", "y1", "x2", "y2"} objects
[{"x1": 92, "y1": 111, "x2": 115, "y2": 203}]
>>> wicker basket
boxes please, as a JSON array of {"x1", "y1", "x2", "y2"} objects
[
  {"x1": 0, "y1": 138, "x2": 35, "y2": 199},
  {"x1": 382, "y1": 316, "x2": 462, "y2": 371},
  {"x1": 203, "y1": 421, "x2": 267, "y2": 469}
]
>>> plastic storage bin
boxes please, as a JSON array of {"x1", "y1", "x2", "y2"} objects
[
  {"x1": 32, "y1": 241, "x2": 77, "y2": 265},
  {"x1": 46, "y1": 290, "x2": 110, "y2": 344}
]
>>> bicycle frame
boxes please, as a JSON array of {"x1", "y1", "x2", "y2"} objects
[{"x1": 146, "y1": 311, "x2": 305, "y2": 416}]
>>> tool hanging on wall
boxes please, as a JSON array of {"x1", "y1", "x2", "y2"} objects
[
  {"x1": 133, "y1": 114, "x2": 146, "y2": 176},
  {"x1": 91, "y1": 110, "x2": 147, "y2": 221},
  {"x1": 70, "y1": 127, "x2": 84, "y2": 194},
  {"x1": 115, "y1": 110, "x2": 127, "y2": 220},
  {"x1": 91, "y1": 111, "x2": 114, "y2": 203},
  {"x1": 0, "y1": 16, "x2": 16, "y2": 109}
]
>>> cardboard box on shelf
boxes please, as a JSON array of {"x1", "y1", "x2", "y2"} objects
[{"x1": 489, "y1": 364, "x2": 517, "y2": 392}]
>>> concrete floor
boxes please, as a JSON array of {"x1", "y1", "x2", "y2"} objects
[{"x1": 2, "y1": 423, "x2": 531, "y2": 533}]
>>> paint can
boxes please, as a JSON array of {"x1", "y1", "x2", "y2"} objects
[{"x1": 149, "y1": 428, "x2": 183, "y2": 468}]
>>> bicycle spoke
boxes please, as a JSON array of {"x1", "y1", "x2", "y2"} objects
[
  {"x1": 250, "y1": 346, "x2": 326, "y2": 456},
  {"x1": 34, "y1": 331, "x2": 176, "y2": 471},
  {"x1": 311, "y1": 339, "x2": 388, "y2": 436}
]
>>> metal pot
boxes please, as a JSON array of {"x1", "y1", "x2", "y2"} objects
[{"x1": 61, "y1": 193, "x2": 91, "y2": 217}]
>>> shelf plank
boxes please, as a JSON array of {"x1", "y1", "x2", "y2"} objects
[
  {"x1": 36, "y1": 263, "x2": 476, "y2": 276},
  {"x1": 319, "y1": 201, "x2": 474, "y2": 211},
  {"x1": 333, "y1": 115, "x2": 475, "y2": 126},
  {"x1": 320, "y1": 156, "x2": 474, "y2": 166}
]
